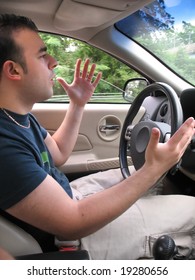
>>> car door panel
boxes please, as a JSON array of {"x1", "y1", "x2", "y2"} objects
[{"x1": 32, "y1": 103, "x2": 145, "y2": 174}]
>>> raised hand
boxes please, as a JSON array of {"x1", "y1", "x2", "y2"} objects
[
  {"x1": 145, "y1": 117, "x2": 195, "y2": 174},
  {"x1": 56, "y1": 58, "x2": 102, "y2": 107}
]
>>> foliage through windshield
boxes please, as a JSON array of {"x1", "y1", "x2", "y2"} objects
[{"x1": 115, "y1": 0, "x2": 195, "y2": 86}]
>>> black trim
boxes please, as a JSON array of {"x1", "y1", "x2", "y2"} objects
[{"x1": 16, "y1": 250, "x2": 89, "y2": 260}]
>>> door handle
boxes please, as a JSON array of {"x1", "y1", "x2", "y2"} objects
[{"x1": 99, "y1": 124, "x2": 120, "y2": 132}]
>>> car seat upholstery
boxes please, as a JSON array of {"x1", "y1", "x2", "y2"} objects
[
  {"x1": 0, "y1": 215, "x2": 89, "y2": 259},
  {"x1": 0, "y1": 215, "x2": 42, "y2": 257}
]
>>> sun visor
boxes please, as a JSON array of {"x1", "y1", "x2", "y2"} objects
[
  {"x1": 54, "y1": 0, "x2": 150, "y2": 31},
  {"x1": 72, "y1": 0, "x2": 139, "y2": 11}
]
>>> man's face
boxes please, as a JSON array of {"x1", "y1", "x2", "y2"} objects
[{"x1": 13, "y1": 28, "x2": 58, "y2": 104}]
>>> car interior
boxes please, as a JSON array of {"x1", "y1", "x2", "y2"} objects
[{"x1": 0, "y1": 0, "x2": 195, "y2": 260}]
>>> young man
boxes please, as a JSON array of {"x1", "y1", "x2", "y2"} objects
[{"x1": 0, "y1": 14, "x2": 195, "y2": 259}]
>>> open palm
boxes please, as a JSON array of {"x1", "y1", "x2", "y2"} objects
[{"x1": 57, "y1": 58, "x2": 102, "y2": 107}]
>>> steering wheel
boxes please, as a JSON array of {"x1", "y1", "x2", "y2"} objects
[{"x1": 119, "y1": 82, "x2": 183, "y2": 179}]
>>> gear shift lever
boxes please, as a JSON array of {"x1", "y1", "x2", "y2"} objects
[{"x1": 153, "y1": 235, "x2": 178, "y2": 260}]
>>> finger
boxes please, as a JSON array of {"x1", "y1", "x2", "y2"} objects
[
  {"x1": 75, "y1": 58, "x2": 82, "y2": 78},
  {"x1": 81, "y1": 58, "x2": 90, "y2": 79},
  {"x1": 168, "y1": 117, "x2": 195, "y2": 148},
  {"x1": 56, "y1": 77, "x2": 69, "y2": 92},
  {"x1": 87, "y1": 63, "x2": 96, "y2": 81},
  {"x1": 92, "y1": 72, "x2": 102, "y2": 88},
  {"x1": 146, "y1": 127, "x2": 160, "y2": 151}
]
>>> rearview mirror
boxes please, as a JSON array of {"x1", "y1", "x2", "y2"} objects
[{"x1": 123, "y1": 78, "x2": 149, "y2": 103}]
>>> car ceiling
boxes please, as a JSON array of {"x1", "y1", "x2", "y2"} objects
[
  {"x1": 0, "y1": 0, "x2": 153, "y2": 41},
  {"x1": 0, "y1": 0, "x2": 191, "y2": 91}
]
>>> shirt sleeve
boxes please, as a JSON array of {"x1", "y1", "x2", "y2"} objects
[{"x1": 0, "y1": 140, "x2": 48, "y2": 210}]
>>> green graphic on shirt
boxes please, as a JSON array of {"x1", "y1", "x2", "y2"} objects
[{"x1": 41, "y1": 151, "x2": 50, "y2": 168}]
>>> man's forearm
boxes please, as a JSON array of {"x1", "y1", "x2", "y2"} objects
[{"x1": 52, "y1": 102, "x2": 85, "y2": 165}]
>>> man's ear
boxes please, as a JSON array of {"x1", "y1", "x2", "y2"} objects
[{"x1": 3, "y1": 60, "x2": 22, "y2": 80}]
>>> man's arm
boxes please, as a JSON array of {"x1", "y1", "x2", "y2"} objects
[
  {"x1": 7, "y1": 117, "x2": 195, "y2": 240},
  {"x1": 45, "y1": 58, "x2": 102, "y2": 166}
]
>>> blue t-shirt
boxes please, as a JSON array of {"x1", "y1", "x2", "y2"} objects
[{"x1": 0, "y1": 109, "x2": 72, "y2": 210}]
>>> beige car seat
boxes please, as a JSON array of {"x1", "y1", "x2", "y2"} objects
[{"x1": 0, "y1": 215, "x2": 42, "y2": 257}]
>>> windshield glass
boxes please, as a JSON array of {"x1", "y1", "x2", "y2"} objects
[{"x1": 115, "y1": 0, "x2": 195, "y2": 86}]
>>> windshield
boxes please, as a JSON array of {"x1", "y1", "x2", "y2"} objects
[{"x1": 115, "y1": 0, "x2": 195, "y2": 86}]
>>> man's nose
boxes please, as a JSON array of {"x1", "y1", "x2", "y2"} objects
[{"x1": 49, "y1": 55, "x2": 58, "y2": 70}]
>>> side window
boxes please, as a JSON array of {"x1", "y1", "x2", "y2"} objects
[{"x1": 40, "y1": 32, "x2": 143, "y2": 104}]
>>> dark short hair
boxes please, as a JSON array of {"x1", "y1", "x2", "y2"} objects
[{"x1": 0, "y1": 14, "x2": 38, "y2": 74}]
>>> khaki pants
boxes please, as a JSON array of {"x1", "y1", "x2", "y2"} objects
[{"x1": 70, "y1": 168, "x2": 195, "y2": 259}]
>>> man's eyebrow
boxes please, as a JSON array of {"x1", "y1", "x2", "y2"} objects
[{"x1": 38, "y1": 46, "x2": 47, "y2": 53}]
